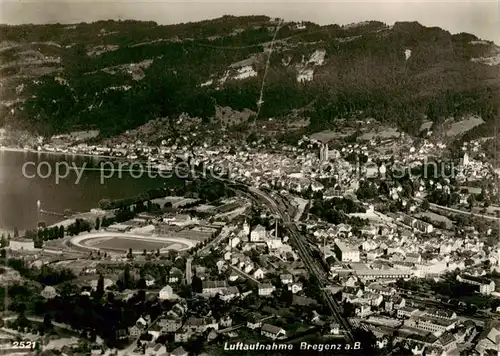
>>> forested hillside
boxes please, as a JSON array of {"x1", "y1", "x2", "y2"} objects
[{"x1": 0, "y1": 16, "x2": 499, "y2": 137}]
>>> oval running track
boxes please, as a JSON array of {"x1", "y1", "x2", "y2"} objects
[{"x1": 68, "y1": 232, "x2": 197, "y2": 254}]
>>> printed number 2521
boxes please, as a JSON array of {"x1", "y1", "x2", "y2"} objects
[{"x1": 12, "y1": 341, "x2": 34, "y2": 349}]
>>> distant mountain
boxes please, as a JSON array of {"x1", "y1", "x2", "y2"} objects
[{"x1": 0, "y1": 16, "x2": 499, "y2": 138}]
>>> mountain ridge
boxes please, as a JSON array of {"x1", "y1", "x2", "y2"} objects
[{"x1": 0, "y1": 16, "x2": 498, "y2": 139}]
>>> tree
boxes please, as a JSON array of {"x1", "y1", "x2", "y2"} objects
[
  {"x1": 484, "y1": 197, "x2": 491, "y2": 208},
  {"x1": 468, "y1": 194, "x2": 476, "y2": 209},
  {"x1": 343, "y1": 302, "x2": 355, "y2": 317},
  {"x1": 137, "y1": 290, "x2": 146, "y2": 303},
  {"x1": 137, "y1": 278, "x2": 146, "y2": 289},
  {"x1": 43, "y1": 314, "x2": 53, "y2": 330},
  {"x1": 96, "y1": 274, "x2": 105, "y2": 298},
  {"x1": 422, "y1": 199, "x2": 430, "y2": 211},
  {"x1": 95, "y1": 218, "x2": 101, "y2": 230},
  {"x1": 34, "y1": 238, "x2": 43, "y2": 249},
  {"x1": 123, "y1": 265, "x2": 132, "y2": 289},
  {"x1": 107, "y1": 292, "x2": 115, "y2": 304},
  {"x1": 191, "y1": 275, "x2": 202, "y2": 293},
  {"x1": 13, "y1": 228, "x2": 19, "y2": 238},
  {"x1": 168, "y1": 250, "x2": 178, "y2": 261}
]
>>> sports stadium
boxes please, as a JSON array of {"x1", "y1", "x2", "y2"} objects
[{"x1": 68, "y1": 232, "x2": 197, "y2": 254}]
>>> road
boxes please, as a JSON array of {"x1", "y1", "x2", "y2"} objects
[
  {"x1": 227, "y1": 264, "x2": 260, "y2": 285},
  {"x1": 198, "y1": 226, "x2": 235, "y2": 256},
  {"x1": 246, "y1": 186, "x2": 355, "y2": 343},
  {"x1": 2, "y1": 315, "x2": 72, "y2": 331},
  {"x1": 415, "y1": 197, "x2": 500, "y2": 222},
  {"x1": 219, "y1": 315, "x2": 274, "y2": 333},
  {"x1": 119, "y1": 314, "x2": 162, "y2": 356},
  {"x1": 429, "y1": 202, "x2": 500, "y2": 221}
]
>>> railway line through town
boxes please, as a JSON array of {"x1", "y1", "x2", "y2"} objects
[{"x1": 223, "y1": 181, "x2": 355, "y2": 343}]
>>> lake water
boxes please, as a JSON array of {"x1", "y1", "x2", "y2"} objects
[{"x1": 0, "y1": 150, "x2": 179, "y2": 232}]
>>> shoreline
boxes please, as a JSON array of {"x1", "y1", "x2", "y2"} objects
[{"x1": 0, "y1": 145, "x2": 116, "y2": 160}]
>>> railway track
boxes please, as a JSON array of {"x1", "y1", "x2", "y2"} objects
[{"x1": 245, "y1": 186, "x2": 355, "y2": 343}]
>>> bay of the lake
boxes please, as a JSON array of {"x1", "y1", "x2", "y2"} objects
[{"x1": 0, "y1": 149, "x2": 181, "y2": 232}]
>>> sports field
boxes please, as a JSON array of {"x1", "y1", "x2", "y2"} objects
[
  {"x1": 69, "y1": 232, "x2": 196, "y2": 253},
  {"x1": 87, "y1": 237, "x2": 180, "y2": 252}
]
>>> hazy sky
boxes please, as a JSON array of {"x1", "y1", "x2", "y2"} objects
[{"x1": 1, "y1": 0, "x2": 499, "y2": 44}]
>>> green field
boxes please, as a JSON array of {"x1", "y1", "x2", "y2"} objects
[{"x1": 84, "y1": 237, "x2": 187, "y2": 252}]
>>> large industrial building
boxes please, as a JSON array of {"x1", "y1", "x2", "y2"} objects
[{"x1": 334, "y1": 241, "x2": 360, "y2": 263}]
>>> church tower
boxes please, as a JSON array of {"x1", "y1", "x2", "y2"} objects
[
  {"x1": 463, "y1": 152, "x2": 470, "y2": 167},
  {"x1": 243, "y1": 220, "x2": 250, "y2": 237}
]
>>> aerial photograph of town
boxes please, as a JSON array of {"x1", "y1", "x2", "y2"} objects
[{"x1": 0, "y1": 0, "x2": 499, "y2": 355}]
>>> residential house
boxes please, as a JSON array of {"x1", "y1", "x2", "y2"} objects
[
  {"x1": 457, "y1": 274, "x2": 495, "y2": 295},
  {"x1": 145, "y1": 275, "x2": 155, "y2": 287},
  {"x1": 174, "y1": 328, "x2": 191, "y2": 343},
  {"x1": 280, "y1": 274, "x2": 293, "y2": 285},
  {"x1": 329, "y1": 323, "x2": 340, "y2": 335},
  {"x1": 424, "y1": 308, "x2": 456, "y2": 320},
  {"x1": 185, "y1": 317, "x2": 218, "y2": 333},
  {"x1": 129, "y1": 317, "x2": 147, "y2": 337},
  {"x1": 167, "y1": 303, "x2": 187, "y2": 319},
  {"x1": 405, "y1": 253, "x2": 422, "y2": 264},
  {"x1": 129, "y1": 325, "x2": 142, "y2": 337},
  {"x1": 337, "y1": 224, "x2": 353, "y2": 237},
  {"x1": 365, "y1": 292, "x2": 384, "y2": 307},
  {"x1": 261, "y1": 324, "x2": 286, "y2": 340},
  {"x1": 342, "y1": 287, "x2": 364, "y2": 302},
  {"x1": 385, "y1": 296, "x2": 405, "y2": 312},
  {"x1": 158, "y1": 285, "x2": 179, "y2": 300},
  {"x1": 145, "y1": 343, "x2": 166, "y2": 356},
  {"x1": 243, "y1": 263, "x2": 254, "y2": 275},
  {"x1": 171, "y1": 346, "x2": 188, "y2": 356},
  {"x1": 247, "y1": 314, "x2": 262, "y2": 329},
  {"x1": 219, "y1": 286, "x2": 240, "y2": 302},
  {"x1": 41, "y1": 286, "x2": 57, "y2": 299},
  {"x1": 475, "y1": 320, "x2": 500, "y2": 355},
  {"x1": 399, "y1": 213, "x2": 434, "y2": 233},
  {"x1": 397, "y1": 306, "x2": 419, "y2": 319},
  {"x1": 253, "y1": 268, "x2": 265, "y2": 280},
  {"x1": 250, "y1": 225, "x2": 267, "y2": 242},
  {"x1": 434, "y1": 332, "x2": 457, "y2": 352},
  {"x1": 216, "y1": 260, "x2": 226, "y2": 274},
  {"x1": 365, "y1": 283, "x2": 396, "y2": 296},
  {"x1": 202, "y1": 280, "x2": 228, "y2": 296},
  {"x1": 354, "y1": 303, "x2": 371, "y2": 318},
  {"x1": 158, "y1": 316, "x2": 182, "y2": 332},
  {"x1": 167, "y1": 267, "x2": 184, "y2": 284},
  {"x1": 287, "y1": 282, "x2": 303, "y2": 294},
  {"x1": 207, "y1": 329, "x2": 219, "y2": 342},
  {"x1": 219, "y1": 316, "x2": 233, "y2": 328},
  {"x1": 258, "y1": 283, "x2": 276, "y2": 297},
  {"x1": 136, "y1": 316, "x2": 148, "y2": 327},
  {"x1": 343, "y1": 276, "x2": 358, "y2": 287}
]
